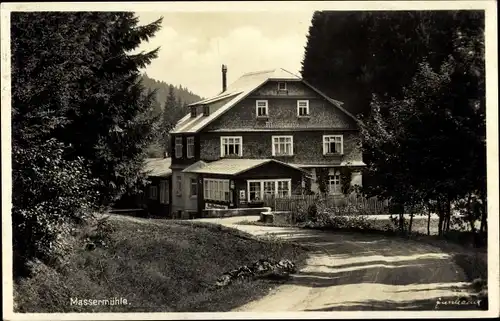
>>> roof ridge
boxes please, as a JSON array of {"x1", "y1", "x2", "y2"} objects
[
  {"x1": 279, "y1": 68, "x2": 301, "y2": 78},
  {"x1": 241, "y1": 69, "x2": 276, "y2": 76}
]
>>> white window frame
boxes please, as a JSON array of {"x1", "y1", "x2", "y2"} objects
[
  {"x1": 159, "y1": 180, "x2": 169, "y2": 204},
  {"x1": 323, "y1": 135, "x2": 343, "y2": 155},
  {"x1": 297, "y1": 100, "x2": 310, "y2": 117},
  {"x1": 272, "y1": 135, "x2": 294, "y2": 156},
  {"x1": 187, "y1": 136, "x2": 195, "y2": 159},
  {"x1": 175, "y1": 137, "x2": 183, "y2": 158},
  {"x1": 176, "y1": 175, "x2": 182, "y2": 196},
  {"x1": 277, "y1": 82, "x2": 287, "y2": 91},
  {"x1": 203, "y1": 178, "x2": 231, "y2": 202},
  {"x1": 149, "y1": 185, "x2": 158, "y2": 200},
  {"x1": 255, "y1": 100, "x2": 269, "y2": 118},
  {"x1": 190, "y1": 178, "x2": 198, "y2": 198},
  {"x1": 220, "y1": 136, "x2": 243, "y2": 157},
  {"x1": 327, "y1": 170, "x2": 342, "y2": 195},
  {"x1": 247, "y1": 179, "x2": 292, "y2": 202}
]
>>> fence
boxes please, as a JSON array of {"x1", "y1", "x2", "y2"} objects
[{"x1": 262, "y1": 193, "x2": 390, "y2": 215}]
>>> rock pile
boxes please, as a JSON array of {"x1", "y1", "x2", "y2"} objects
[{"x1": 216, "y1": 259, "x2": 297, "y2": 287}]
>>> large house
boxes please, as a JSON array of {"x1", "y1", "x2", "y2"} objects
[{"x1": 169, "y1": 65, "x2": 365, "y2": 218}]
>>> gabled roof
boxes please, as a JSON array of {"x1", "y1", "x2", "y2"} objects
[
  {"x1": 143, "y1": 158, "x2": 172, "y2": 177},
  {"x1": 170, "y1": 68, "x2": 360, "y2": 134},
  {"x1": 182, "y1": 158, "x2": 311, "y2": 177}
]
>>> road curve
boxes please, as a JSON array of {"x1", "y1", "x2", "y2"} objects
[{"x1": 195, "y1": 216, "x2": 474, "y2": 311}]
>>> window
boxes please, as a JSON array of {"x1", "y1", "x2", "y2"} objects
[
  {"x1": 203, "y1": 178, "x2": 231, "y2": 202},
  {"x1": 187, "y1": 136, "x2": 195, "y2": 158},
  {"x1": 328, "y1": 170, "x2": 342, "y2": 195},
  {"x1": 203, "y1": 105, "x2": 210, "y2": 116},
  {"x1": 278, "y1": 82, "x2": 287, "y2": 91},
  {"x1": 149, "y1": 185, "x2": 158, "y2": 200},
  {"x1": 323, "y1": 135, "x2": 343, "y2": 155},
  {"x1": 190, "y1": 178, "x2": 197, "y2": 197},
  {"x1": 190, "y1": 106, "x2": 197, "y2": 118},
  {"x1": 220, "y1": 136, "x2": 243, "y2": 157},
  {"x1": 255, "y1": 100, "x2": 268, "y2": 117},
  {"x1": 159, "y1": 180, "x2": 169, "y2": 204},
  {"x1": 176, "y1": 175, "x2": 182, "y2": 196},
  {"x1": 272, "y1": 136, "x2": 293, "y2": 156},
  {"x1": 175, "y1": 137, "x2": 183, "y2": 158},
  {"x1": 277, "y1": 181, "x2": 290, "y2": 197},
  {"x1": 249, "y1": 182, "x2": 261, "y2": 201},
  {"x1": 297, "y1": 100, "x2": 310, "y2": 116},
  {"x1": 263, "y1": 181, "x2": 276, "y2": 198},
  {"x1": 247, "y1": 179, "x2": 291, "y2": 201}
]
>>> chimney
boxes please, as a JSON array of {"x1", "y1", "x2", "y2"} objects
[{"x1": 221, "y1": 64, "x2": 227, "y2": 92}]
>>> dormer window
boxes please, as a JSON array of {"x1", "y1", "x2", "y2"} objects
[
  {"x1": 278, "y1": 82, "x2": 287, "y2": 91},
  {"x1": 256, "y1": 100, "x2": 268, "y2": 118},
  {"x1": 190, "y1": 106, "x2": 197, "y2": 118},
  {"x1": 203, "y1": 105, "x2": 210, "y2": 116}
]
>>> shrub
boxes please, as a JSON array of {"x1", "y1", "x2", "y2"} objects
[
  {"x1": 12, "y1": 139, "x2": 101, "y2": 277},
  {"x1": 304, "y1": 202, "x2": 375, "y2": 231}
]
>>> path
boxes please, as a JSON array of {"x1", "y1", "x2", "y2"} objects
[{"x1": 195, "y1": 216, "x2": 475, "y2": 311}]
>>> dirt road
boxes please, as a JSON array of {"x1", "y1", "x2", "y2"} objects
[{"x1": 196, "y1": 216, "x2": 475, "y2": 311}]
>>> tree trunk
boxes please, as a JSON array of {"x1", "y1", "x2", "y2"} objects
[
  {"x1": 466, "y1": 194, "x2": 475, "y2": 233},
  {"x1": 445, "y1": 198, "x2": 451, "y2": 233},
  {"x1": 408, "y1": 213, "x2": 414, "y2": 238},
  {"x1": 480, "y1": 204, "x2": 487, "y2": 234},
  {"x1": 399, "y1": 210, "x2": 405, "y2": 235},
  {"x1": 437, "y1": 200, "x2": 444, "y2": 236},
  {"x1": 427, "y1": 204, "x2": 431, "y2": 236}
]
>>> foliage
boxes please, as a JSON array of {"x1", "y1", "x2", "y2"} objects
[
  {"x1": 11, "y1": 12, "x2": 162, "y2": 275},
  {"x1": 356, "y1": 13, "x2": 485, "y2": 236},
  {"x1": 162, "y1": 84, "x2": 187, "y2": 152},
  {"x1": 301, "y1": 10, "x2": 484, "y2": 117},
  {"x1": 315, "y1": 168, "x2": 329, "y2": 194},
  {"x1": 11, "y1": 139, "x2": 101, "y2": 276},
  {"x1": 141, "y1": 73, "x2": 203, "y2": 108}
]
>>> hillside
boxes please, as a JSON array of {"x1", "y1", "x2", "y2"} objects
[
  {"x1": 14, "y1": 215, "x2": 307, "y2": 312},
  {"x1": 141, "y1": 73, "x2": 203, "y2": 107}
]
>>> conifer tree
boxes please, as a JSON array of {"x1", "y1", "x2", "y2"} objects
[{"x1": 11, "y1": 12, "x2": 162, "y2": 275}]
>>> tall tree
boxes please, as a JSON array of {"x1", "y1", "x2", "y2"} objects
[
  {"x1": 162, "y1": 85, "x2": 185, "y2": 153},
  {"x1": 11, "y1": 12, "x2": 162, "y2": 275},
  {"x1": 360, "y1": 14, "x2": 485, "y2": 236},
  {"x1": 301, "y1": 10, "x2": 484, "y2": 117}
]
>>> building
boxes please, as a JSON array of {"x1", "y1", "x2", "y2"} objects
[
  {"x1": 142, "y1": 157, "x2": 172, "y2": 217},
  {"x1": 169, "y1": 65, "x2": 365, "y2": 217}
]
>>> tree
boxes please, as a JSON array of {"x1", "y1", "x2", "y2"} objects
[
  {"x1": 11, "y1": 12, "x2": 162, "y2": 275},
  {"x1": 360, "y1": 16, "x2": 485, "y2": 237},
  {"x1": 301, "y1": 10, "x2": 484, "y2": 118},
  {"x1": 162, "y1": 85, "x2": 185, "y2": 153}
]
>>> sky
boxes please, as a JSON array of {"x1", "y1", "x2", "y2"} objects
[{"x1": 135, "y1": 11, "x2": 314, "y2": 98}]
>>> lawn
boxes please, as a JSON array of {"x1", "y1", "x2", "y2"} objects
[{"x1": 14, "y1": 215, "x2": 307, "y2": 312}]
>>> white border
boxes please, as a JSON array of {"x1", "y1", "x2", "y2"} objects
[{"x1": 1, "y1": 1, "x2": 498, "y2": 320}]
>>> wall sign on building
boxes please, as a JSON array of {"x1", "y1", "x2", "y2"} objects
[{"x1": 205, "y1": 203, "x2": 229, "y2": 210}]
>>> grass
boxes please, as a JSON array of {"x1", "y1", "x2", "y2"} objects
[{"x1": 14, "y1": 215, "x2": 307, "y2": 313}]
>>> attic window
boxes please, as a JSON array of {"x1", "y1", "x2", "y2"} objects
[
  {"x1": 203, "y1": 105, "x2": 210, "y2": 116},
  {"x1": 190, "y1": 106, "x2": 197, "y2": 118},
  {"x1": 278, "y1": 82, "x2": 287, "y2": 91}
]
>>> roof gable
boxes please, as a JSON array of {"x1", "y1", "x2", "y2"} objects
[
  {"x1": 170, "y1": 68, "x2": 360, "y2": 134},
  {"x1": 182, "y1": 158, "x2": 310, "y2": 177}
]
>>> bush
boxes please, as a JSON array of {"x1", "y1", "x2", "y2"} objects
[
  {"x1": 12, "y1": 139, "x2": 101, "y2": 277},
  {"x1": 304, "y1": 202, "x2": 375, "y2": 231}
]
